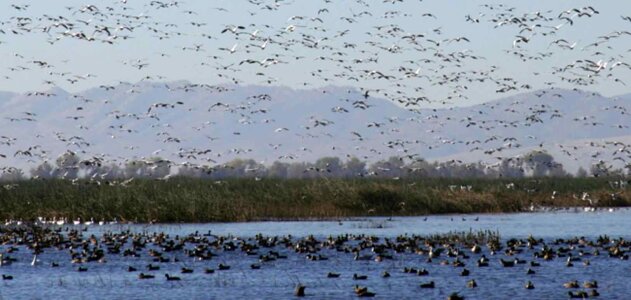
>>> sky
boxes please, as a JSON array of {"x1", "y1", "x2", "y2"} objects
[
  {"x1": 0, "y1": 0, "x2": 630, "y2": 174},
  {"x1": 1, "y1": 0, "x2": 631, "y2": 107}
]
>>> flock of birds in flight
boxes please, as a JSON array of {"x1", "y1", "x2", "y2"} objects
[{"x1": 0, "y1": 0, "x2": 630, "y2": 179}]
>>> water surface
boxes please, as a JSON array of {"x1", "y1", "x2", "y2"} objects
[
  {"x1": 88, "y1": 207, "x2": 630, "y2": 238},
  {"x1": 1, "y1": 209, "x2": 628, "y2": 299}
]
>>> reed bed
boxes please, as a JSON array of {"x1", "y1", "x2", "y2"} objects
[{"x1": 0, "y1": 177, "x2": 628, "y2": 223}]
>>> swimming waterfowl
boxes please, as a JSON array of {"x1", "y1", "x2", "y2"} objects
[
  {"x1": 513, "y1": 257, "x2": 525, "y2": 264},
  {"x1": 218, "y1": 263, "x2": 231, "y2": 270},
  {"x1": 477, "y1": 255, "x2": 489, "y2": 267},
  {"x1": 403, "y1": 267, "x2": 417, "y2": 274},
  {"x1": 353, "y1": 273, "x2": 368, "y2": 280},
  {"x1": 128, "y1": 266, "x2": 137, "y2": 272},
  {"x1": 0, "y1": 225, "x2": 624, "y2": 298},
  {"x1": 447, "y1": 292, "x2": 465, "y2": 300},
  {"x1": 566, "y1": 258, "x2": 574, "y2": 267},
  {"x1": 354, "y1": 253, "x2": 373, "y2": 261},
  {"x1": 147, "y1": 264, "x2": 160, "y2": 271},
  {"x1": 204, "y1": 268, "x2": 215, "y2": 274},
  {"x1": 563, "y1": 280, "x2": 579, "y2": 288},
  {"x1": 526, "y1": 268, "x2": 535, "y2": 275},
  {"x1": 51, "y1": 262, "x2": 59, "y2": 267},
  {"x1": 273, "y1": 253, "x2": 288, "y2": 259},
  {"x1": 327, "y1": 272, "x2": 340, "y2": 278},
  {"x1": 568, "y1": 291, "x2": 589, "y2": 298},
  {"x1": 460, "y1": 268, "x2": 470, "y2": 276},
  {"x1": 165, "y1": 274, "x2": 181, "y2": 281},
  {"x1": 530, "y1": 261, "x2": 540, "y2": 267},
  {"x1": 306, "y1": 254, "x2": 329, "y2": 261},
  {"x1": 294, "y1": 284, "x2": 306, "y2": 297},
  {"x1": 467, "y1": 279, "x2": 477, "y2": 288},
  {"x1": 138, "y1": 273, "x2": 155, "y2": 279},
  {"x1": 181, "y1": 267, "x2": 193, "y2": 273},
  {"x1": 354, "y1": 285, "x2": 375, "y2": 297},
  {"x1": 419, "y1": 281, "x2": 435, "y2": 288},
  {"x1": 250, "y1": 264, "x2": 261, "y2": 269},
  {"x1": 77, "y1": 266, "x2": 88, "y2": 272},
  {"x1": 155, "y1": 257, "x2": 170, "y2": 263},
  {"x1": 416, "y1": 268, "x2": 429, "y2": 276},
  {"x1": 357, "y1": 290, "x2": 376, "y2": 297},
  {"x1": 0, "y1": 254, "x2": 13, "y2": 266},
  {"x1": 453, "y1": 258, "x2": 465, "y2": 267},
  {"x1": 589, "y1": 289, "x2": 599, "y2": 297},
  {"x1": 382, "y1": 271, "x2": 390, "y2": 278},
  {"x1": 583, "y1": 281, "x2": 597, "y2": 289},
  {"x1": 500, "y1": 259, "x2": 515, "y2": 267},
  {"x1": 525, "y1": 281, "x2": 535, "y2": 289},
  {"x1": 567, "y1": 256, "x2": 581, "y2": 262},
  {"x1": 477, "y1": 260, "x2": 489, "y2": 267},
  {"x1": 259, "y1": 255, "x2": 275, "y2": 262},
  {"x1": 354, "y1": 285, "x2": 368, "y2": 295},
  {"x1": 2, "y1": 274, "x2": 13, "y2": 280}
]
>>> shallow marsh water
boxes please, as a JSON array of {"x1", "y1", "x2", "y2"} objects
[{"x1": 1, "y1": 209, "x2": 629, "y2": 299}]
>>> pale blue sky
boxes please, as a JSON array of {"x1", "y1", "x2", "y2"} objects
[{"x1": 1, "y1": 0, "x2": 630, "y2": 106}]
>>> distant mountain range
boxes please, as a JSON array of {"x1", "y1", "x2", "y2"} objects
[{"x1": 1, "y1": 81, "x2": 630, "y2": 174}]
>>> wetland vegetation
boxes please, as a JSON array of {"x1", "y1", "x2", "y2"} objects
[{"x1": 0, "y1": 177, "x2": 629, "y2": 223}]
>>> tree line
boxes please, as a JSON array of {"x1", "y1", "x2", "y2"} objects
[{"x1": 0, "y1": 150, "x2": 628, "y2": 182}]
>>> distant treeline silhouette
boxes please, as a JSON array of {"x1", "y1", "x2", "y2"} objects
[{"x1": 0, "y1": 149, "x2": 626, "y2": 182}]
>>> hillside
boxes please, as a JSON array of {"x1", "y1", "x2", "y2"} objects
[{"x1": 0, "y1": 82, "x2": 629, "y2": 174}]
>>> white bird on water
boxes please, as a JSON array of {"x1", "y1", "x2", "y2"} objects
[
  {"x1": 55, "y1": 217, "x2": 66, "y2": 226},
  {"x1": 31, "y1": 254, "x2": 40, "y2": 266}
]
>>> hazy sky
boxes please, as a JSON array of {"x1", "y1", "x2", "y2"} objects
[{"x1": 1, "y1": 0, "x2": 630, "y2": 106}]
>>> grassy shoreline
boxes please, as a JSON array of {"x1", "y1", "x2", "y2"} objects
[{"x1": 0, "y1": 177, "x2": 629, "y2": 223}]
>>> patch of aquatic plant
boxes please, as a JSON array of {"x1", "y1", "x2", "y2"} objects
[{"x1": 422, "y1": 229, "x2": 501, "y2": 245}]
